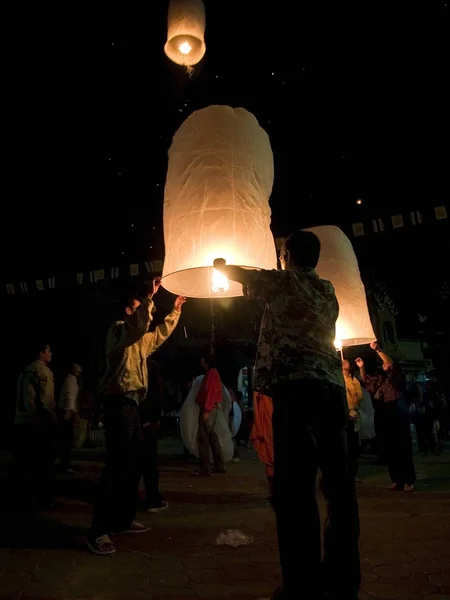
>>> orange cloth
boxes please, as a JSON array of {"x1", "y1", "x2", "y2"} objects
[
  {"x1": 195, "y1": 368, "x2": 223, "y2": 413},
  {"x1": 250, "y1": 392, "x2": 274, "y2": 477}
]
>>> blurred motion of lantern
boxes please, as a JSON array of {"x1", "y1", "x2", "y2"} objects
[
  {"x1": 164, "y1": 0, "x2": 206, "y2": 71},
  {"x1": 305, "y1": 225, "x2": 376, "y2": 348},
  {"x1": 162, "y1": 105, "x2": 277, "y2": 298}
]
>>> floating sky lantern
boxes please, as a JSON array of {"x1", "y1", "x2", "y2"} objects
[
  {"x1": 305, "y1": 225, "x2": 376, "y2": 348},
  {"x1": 162, "y1": 105, "x2": 277, "y2": 298},
  {"x1": 164, "y1": 0, "x2": 206, "y2": 68}
]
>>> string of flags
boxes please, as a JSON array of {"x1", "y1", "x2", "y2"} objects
[
  {"x1": 5, "y1": 205, "x2": 447, "y2": 295},
  {"x1": 351, "y1": 205, "x2": 447, "y2": 238},
  {"x1": 6, "y1": 260, "x2": 164, "y2": 295}
]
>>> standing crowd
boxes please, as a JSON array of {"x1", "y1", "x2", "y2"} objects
[{"x1": 11, "y1": 230, "x2": 448, "y2": 600}]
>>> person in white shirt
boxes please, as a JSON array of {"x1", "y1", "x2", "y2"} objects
[{"x1": 58, "y1": 363, "x2": 82, "y2": 473}]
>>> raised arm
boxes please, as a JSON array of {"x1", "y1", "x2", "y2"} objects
[
  {"x1": 214, "y1": 259, "x2": 283, "y2": 303},
  {"x1": 110, "y1": 279, "x2": 161, "y2": 350},
  {"x1": 143, "y1": 296, "x2": 186, "y2": 356},
  {"x1": 110, "y1": 298, "x2": 154, "y2": 350},
  {"x1": 370, "y1": 341, "x2": 393, "y2": 368}
]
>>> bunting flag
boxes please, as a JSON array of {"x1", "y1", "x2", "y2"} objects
[
  {"x1": 4, "y1": 204, "x2": 447, "y2": 295},
  {"x1": 351, "y1": 205, "x2": 446, "y2": 237}
]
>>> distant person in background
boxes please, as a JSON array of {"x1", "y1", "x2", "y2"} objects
[
  {"x1": 140, "y1": 359, "x2": 168, "y2": 513},
  {"x1": 58, "y1": 363, "x2": 83, "y2": 474},
  {"x1": 356, "y1": 342, "x2": 415, "y2": 492},
  {"x1": 342, "y1": 359, "x2": 363, "y2": 479},
  {"x1": 12, "y1": 341, "x2": 56, "y2": 511},
  {"x1": 191, "y1": 354, "x2": 225, "y2": 476}
]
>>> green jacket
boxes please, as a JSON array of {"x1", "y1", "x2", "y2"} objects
[{"x1": 15, "y1": 360, "x2": 55, "y2": 425}]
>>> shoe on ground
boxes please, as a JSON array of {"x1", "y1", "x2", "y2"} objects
[
  {"x1": 404, "y1": 484, "x2": 414, "y2": 492},
  {"x1": 87, "y1": 534, "x2": 116, "y2": 555},
  {"x1": 231, "y1": 457, "x2": 241, "y2": 463},
  {"x1": 146, "y1": 501, "x2": 169, "y2": 513},
  {"x1": 191, "y1": 469, "x2": 211, "y2": 476},
  {"x1": 389, "y1": 482, "x2": 403, "y2": 491},
  {"x1": 212, "y1": 467, "x2": 226, "y2": 474},
  {"x1": 111, "y1": 521, "x2": 150, "y2": 535}
]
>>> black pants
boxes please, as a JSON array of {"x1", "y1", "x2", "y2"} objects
[
  {"x1": 91, "y1": 396, "x2": 142, "y2": 537},
  {"x1": 11, "y1": 420, "x2": 56, "y2": 508},
  {"x1": 141, "y1": 426, "x2": 162, "y2": 507},
  {"x1": 197, "y1": 406, "x2": 225, "y2": 473},
  {"x1": 271, "y1": 380, "x2": 360, "y2": 600},
  {"x1": 382, "y1": 400, "x2": 416, "y2": 486},
  {"x1": 58, "y1": 412, "x2": 74, "y2": 471},
  {"x1": 347, "y1": 420, "x2": 359, "y2": 480}
]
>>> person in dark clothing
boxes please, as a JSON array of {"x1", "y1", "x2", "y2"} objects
[
  {"x1": 215, "y1": 230, "x2": 360, "y2": 600},
  {"x1": 356, "y1": 342, "x2": 415, "y2": 492},
  {"x1": 87, "y1": 280, "x2": 185, "y2": 556},
  {"x1": 140, "y1": 359, "x2": 168, "y2": 512}
]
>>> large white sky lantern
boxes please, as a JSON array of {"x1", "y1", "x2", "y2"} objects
[
  {"x1": 162, "y1": 105, "x2": 277, "y2": 298},
  {"x1": 164, "y1": 0, "x2": 206, "y2": 68},
  {"x1": 305, "y1": 225, "x2": 376, "y2": 347}
]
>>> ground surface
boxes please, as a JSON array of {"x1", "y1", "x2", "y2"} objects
[{"x1": 0, "y1": 441, "x2": 449, "y2": 600}]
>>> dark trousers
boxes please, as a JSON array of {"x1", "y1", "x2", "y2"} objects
[
  {"x1": 58, "y1": 411, "x2": 74, "y2": 470},
  {"x1": 271, "y1": 380, "x2": 360, "y2": 600},
  {"x1": 12, "y1": 420, "x2": 56, "y2": 508},
  {"x1": 141, "y1": 426, "x2": 162, "y2": 507},
  {"x1": 91, "y1": 396, "x2": 142, "y2": 537},
  {"x1": 197, "y1": 406, "x2": 225, "y2": 473},
  {"x1": 347, "y1": 420, "x2": 359, "y2": 479},
  {"x1": 382, "y1": 400, "x2": 416, "y2": 486}
]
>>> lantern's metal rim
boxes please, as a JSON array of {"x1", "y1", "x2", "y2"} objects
[
  {"x1": 161, "y1": 264, "x2": 262, "y2": 299},
  {"x1": 340, "y1": 338, "x2": 377, "y2": 347}
]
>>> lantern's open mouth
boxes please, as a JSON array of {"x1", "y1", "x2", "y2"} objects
[
  {"x1": 178, "y1": 41, "x2": 192, "y2": 55},
  {"x1": 212, "y1": 269, "x2": 229, "y2": 293}
]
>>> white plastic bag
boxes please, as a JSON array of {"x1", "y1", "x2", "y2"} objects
[{"x1": 215, "y1": 529, "x2": 254, "y2": 548}]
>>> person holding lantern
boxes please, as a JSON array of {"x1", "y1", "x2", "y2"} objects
[
  {"x1": 214, "y1": 229, "x2": 360, "y2": 600},
  {"x1": 355, "y1": 342, "x2": 416, "y2": 492},
  {"x1": 87, "y1": 279, "x2": 186, "y2": 556}
]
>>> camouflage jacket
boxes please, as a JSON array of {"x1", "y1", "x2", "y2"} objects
[{"x1": 245, "y1": 267, "x2": 344, "y2": 392}]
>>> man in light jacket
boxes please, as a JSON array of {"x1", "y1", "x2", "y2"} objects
[
  {"x1": 87, "y1": 279, "x2": 185, "y2": 555},
  {"x1": 13, "y1": 341, "x2": 56, "y2": 510},
  {"x1": 58, "y1": 363, "x2": 83, "y2": 473}
]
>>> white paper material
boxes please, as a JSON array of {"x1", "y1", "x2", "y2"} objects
[
  {"x1": 305, "y1": 225, "x2": 376, "y2": 347},
  {"x1": 162, "y1": 105, "x2": 277, "y2": 298}
]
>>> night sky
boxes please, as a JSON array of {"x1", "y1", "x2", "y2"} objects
[{"x1": 5, "y1": 2, "x2": 449, "y2": 304}]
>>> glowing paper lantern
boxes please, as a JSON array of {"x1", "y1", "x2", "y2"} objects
[
  {"x1": 164, "y1": 0, "x2": 206, "y2": 68},
  {"x1": 305, "y1": 225, "x2": 376, "y2": 347},
  {"x1": 162, "y1": 105, "x2": 277, "y2": 298}
]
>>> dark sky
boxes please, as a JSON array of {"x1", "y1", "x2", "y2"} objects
[{"x1": 4, "y1": 2, "x2": 448, "y2": 281}]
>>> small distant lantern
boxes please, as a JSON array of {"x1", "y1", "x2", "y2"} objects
[
  {"x1": 305, "y1": 225, "x2": 376, "y2": 347},
  {"x1": 164, "y1": 0, "x2": 206, "y2": 69},
  {"x1": 162, "y1": 105, "x2": 277, "y2": 298}
]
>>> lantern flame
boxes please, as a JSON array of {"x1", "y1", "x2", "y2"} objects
[
  {"x1": 334, "y1": 338, "x2": 343, "y2": 351},
  {"x1": 212, "y1": 269, "x2": 229, "y2": 293},
  {"x1": 179, "y1": 41, "x2": 192, "y2": 55}
]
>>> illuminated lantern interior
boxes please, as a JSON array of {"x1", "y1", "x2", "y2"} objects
[
  {"x1": 162, "y1": 105, "x2": 277, "y2": 298},
  {"x1": 164, "y1": 0, "x2": 206, "y2": 67},
  {"x1": 305, "y1": 225, "x2": 376, "y2": 347}
]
